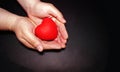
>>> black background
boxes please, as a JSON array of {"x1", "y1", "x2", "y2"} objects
[{"x1": 0, "y1": 0, "x2": 113, "y2": 72}]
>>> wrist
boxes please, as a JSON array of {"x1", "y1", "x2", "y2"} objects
[
  {"x1": 17, "y1": 0, "x2": 40, "y2": 12},
  {"x1": 9, "y1": 16, "x2": 23, "y2": 31},
  {"x1": 0, "y1": 8, "x2": 22, "y2": 31}
]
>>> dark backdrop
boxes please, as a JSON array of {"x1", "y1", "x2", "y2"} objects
[{"x1": 0, "y1": 0, "x2": 112, "y2": 72}]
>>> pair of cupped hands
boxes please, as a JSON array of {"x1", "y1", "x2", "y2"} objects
[{"x1": 13, "y1": 0, "x2": 68, "y2": 52}]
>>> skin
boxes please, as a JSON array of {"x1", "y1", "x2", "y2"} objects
[{"x1": 0, "y1": 0, "x2": 68, "y2": 52}]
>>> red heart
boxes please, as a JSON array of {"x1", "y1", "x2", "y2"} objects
[{"x1": 35, "y1": 17, "x2": 58, "y2": 41}]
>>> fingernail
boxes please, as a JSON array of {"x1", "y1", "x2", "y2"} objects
[
  {"x1": 62, "y1": 18, "x2": 66, "y2": 23},
  {"x1": 37, "y1": 45, "x2": 43, "y2": 52}
]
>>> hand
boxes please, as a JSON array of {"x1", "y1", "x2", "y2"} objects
[
  {"x1": 17, "y1": 0, "x2": 66, "y2": 24},
  {"x1": 27, "y1": 1, "x2": 66, "y2": 24},
  {"x1": 25, "y1": 1, "x2": 69, "y2": 49},
  {"x1": 11, "y1": 17, "x2": 43, "y2": 51},
  {"x1": 17, "y1": 0, "x2": 68, "y2": 51},
  {"x1": 11, "y1": 17, "x2": 68, "y2": 52}
]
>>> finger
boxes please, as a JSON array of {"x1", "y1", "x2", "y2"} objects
[
  {"x1": 28, "y1": 16, "x2": 42, "y2": 26},
  {"x1": 42, "y1": 41, "x2": 62, "y2": 50},
  {"x1": 58, "y1": 34, "x2": 67, "y2": 48},
  {"x1": 56, "y1": 32, "x2": 61, "y2": 44},
  {"x1": 18, "y1": 37, "x2": 34, "y2": 48},
  {"x1": 61, "y1": 38, "x2": 67, "y2": 44},
  {"x1": 57, "y1": 30, "x2": 67, "y2": 44},
  {"x1": 49, "y1": 5, "x2": 66, "y2": 23},
  {"x1": 23, "y1": 31, "x2": 43, "y2": 52},
  {"x1": 52, "y1": 18, "x2": 68, "y2": 39},
  {"x1": 59, "y1": 24, "x2": 68, "y2": 39},
  {"x1": 55, "y1": 32, "x2": 66, "y2": 48}
]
